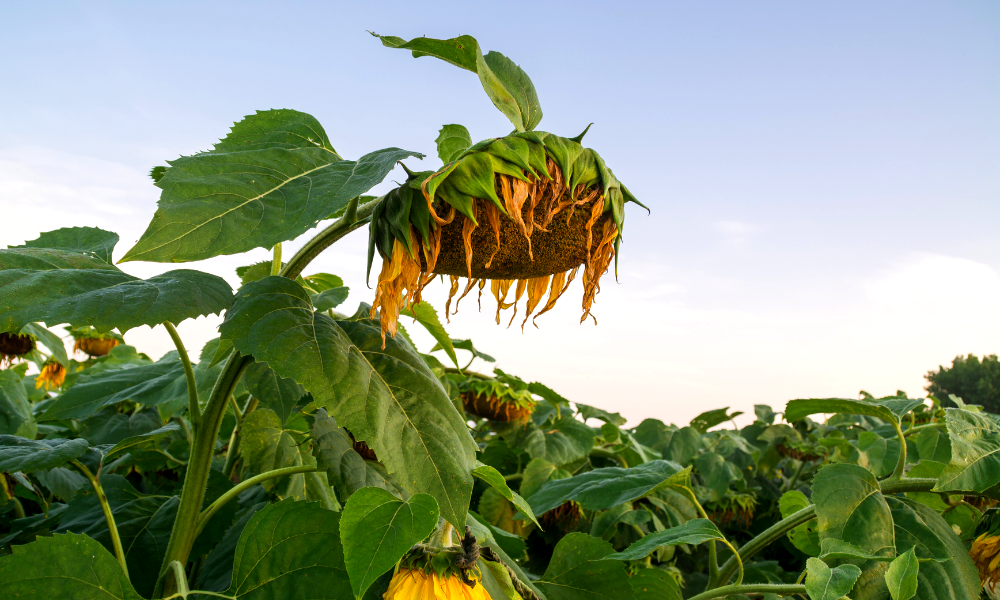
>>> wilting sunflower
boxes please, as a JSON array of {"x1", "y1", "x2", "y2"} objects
[
  {"x1": 368, "y1": 129, "x2": 645, "y2": 345},
  {"x1": 35, "y1": 360, "x2": 65, "y2": 391},
  {"x1": 0, "y1": 332, "x2": 35, "y2": 366},
  {"x1": 539, "y1": 501, "x2": 583, "y2": 531},
  {"x1": 971, "y1": 508, "x2": 1000, "y2": 595},
  {"x1": 69, "y1": 326, "x2": 121, "y2": 357},
  {"x1": 459, "y1": 378, "x2": 535, "y2": 424},
  {"x1": 775, "y1": 442, "x2": 826, "y2": 463},
  {"x1": 706, "y1": 493, "x2": 757, "y2": 530},
  {"x1": 384, "y1": 569, "x2": 490, "y2": 600}
]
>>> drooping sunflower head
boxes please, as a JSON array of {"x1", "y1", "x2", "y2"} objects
[
  {"x1": 539, "y1": 500, "x2": 584, "y2": 531},
  {"x1": 706, "y1": 493, "x2": 758, "y2": 530},
  {"x1": 35, "y1": 360, "x2": 66, "y2": 391},
  {"x1": 368, "y1": 130, "x2": 644, "y2": 344},
  {"x1": 0, "y1": 332, "x2": 35, "y2": 366},
  {"x1": 971, "y1": 508, "x2": 1000, "y2": 591},
  {"x1": 68, "y1": 326, "x2": 122, "y2": 357},
  {"x1": 459, "y1": 377, "x2": 536, "y2": 424}
]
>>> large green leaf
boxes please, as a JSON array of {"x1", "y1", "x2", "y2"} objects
[
  {"x1": 0, "y1": 435, "x2": 89, "y2": 472},
  {"x1": 537, "y1": 533, "x2": 634, "y2": 600},
  {"x1": 340, "y1": 487, "x2": 439, "y2": 598},
  {"x1": 0, "y1": 231, "x2": 232, "y2": 333},
  {"x1": 780, "y1": 490, "x2": 820, "y2": 556},
  {"x1": 122, "y1": 109, "x2": 422, "y2": 263},
  {"x1": 886, "y1": 497, "x2": 980, "y2": 600},
  {"x1": 220, "y1": 277, "x2": 477, "y2": 528},
  {"x1": 630, "y1": 568, "x2": 682, "y2": 600},
  {"x1": 805, "y1": 558, "x2": 862, "y2": 600},
  {"x1": 102, "y1": 423, "x2": 182, "y2": 461},
  {"x1": 435, "y1": 124, "x2": 473, "y2": 163},
  {"x1": 226, "y1": 499, "x2": 350, "y2": 599},
  {"x1": 312, "y1": 409, "x2": 398, "y2": 501},
  {"x1": 242, "y1": 362, "x2": 304, "y2": 425},
  {"x1": 0, "y1": 369, "x2": 32, "y2": 435},
  {"x1": 377, "y1": 34, "x2": 542, "y2": 132},
  {"x1": 473, "y1": 462, "x2": 540, "y2": 528},
  {"x1": 690, "y1": 408, "x2": 741, "y2": 433},
  {"x1": 194, "y1": 502, "x2": 267, "y2": 595},
  {"x1": 857, "y1": 431, "x2": 901, "y2": 479},
  {"x1": 0, "y1": 533, "x2": 142, "y2": 599},
  {"x1": 602, "y1": 518, "x2": 724, "y2": 561},
  {"x1": 785, "y1": 398, "x2": 924, "y2": 425},
  {"x1": 812, "y1": 464, "x2": 895, "y2": 598},
  {"x1": 528, "y1": 460, "x2": 688, "y2": 515},
  {"x1": 935, "y1": 408, "x2": 1000, "y2": 492}
]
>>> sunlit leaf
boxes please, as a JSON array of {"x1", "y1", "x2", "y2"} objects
[
  {"x1": 473, "y1": 462, "x2": 540, "y2": 528},
  {"x1": 885, "y1": 547, "x2": 919, "y2": 600},
  {"x1": 401, "y1": 301, "x2": 458, "y2": 369},
  {"x1": 785, "y1": 398, "x2": 925, "y2": 425},
  {"x1": 935, "y1": 408, "x2": 1000, "y2": 492},
  {"x1": 436, "y1": 124, "x2": 473, "y2": 163},
  {"x1": 804, "y1": 558, "x2": 861, "y2": 600}
]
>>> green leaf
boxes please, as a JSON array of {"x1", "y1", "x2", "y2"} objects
[
  {"x1": 857, "y1": 430, "x2": 901, "y2": 479},
  {"x1": 522, "y1": 416, "x2": 595, "y2": 465},
  {"x1": 242, "y1": 362, "x2": 304, "y2": 425},
  {"x1": 401, "y1": 301, "x2": 459, "y2": 369},
  {"x1": 663, "y1": 426, "x2": 703, "y2": 464},
  {"x1": 812, "y1": 464, "x2": 895, "y2": 595},
  {"x1": 786, "y1": 398, "x2": 925, "y2": 425},
  {"x1": 312, "y1": 409, "x2": 399, "y2": 501},
  {"x1": 220, "y1": 277, "x2": 477, "y2": 528},
  {"x1": 885, "y1": 547, "x2": 919, "y2": 600},
  {"x1": 914, "y1": 427, "x2": 951, "y2": 464},
  {"x1": 520, "y1": 457, "x2": 568, "y2": 499},
  {"x1": 630, "y1": 568, "x2": 682, "y2": 600},
  {"x1": 226, "y1": 499, "x2": 350, "y2": 599},
  {"x1": 102, "y1": 423, "x2": 181, "y2": 461},
  {"x1": 886, "y1": 497, "x2": 980, "y2": 600},
  {"x1": 805, "y1": 558, "x2": 862, "y2": 600},
  {"x1": 537, "y1": 533, "x2": 634, "y2": 600},
  {"x1": 467, "y1": 512, "x2": 545, "y2": 599},
  {"x1": 240, "y1": 408, "x2": 306, "y2": 498},
  {"x1": 41, "y1": 353, "x2": 188, "y2": 421},
  {"x1": 432, "y1": 338, "x2": 495, "y2": 363},
  {"x1": 340, "y1": 487, "x2": 439, "y2": 598},
  {"x1": 0, "y1": 435, "x2": 89, "y2": 472},
  {"x1": 935, "y1": 408, "x2": 1000, "y2": 492},
  {"x1": 312, "y1": 286, "x2": 350, "y2": 312},
  {"x1": 528, "y1": 460, "x2": 688, "y2": 515},
  {"x1": 33, "y1": 466, "x2": 87, "y2": 502},
  {"x1": 576, "y1": 403, "x2": 627, "y2": 427},
  {"x1": 14, "y1": 226, "x2": 119, "y2": 264},
  {"x1": 690, "y1": 408, "x2": 741, "y2": 433},
  {"x1": 123, "y1": 110, "x2": 422, "y2": 263},
  {"x1": 470, "y1": 510, "x2": 526, "y2": 559},
  {"x1": 194, "y1": 501, "x2": 267, "y2": 594},
  {"x1": 819, "y1": 538, "x2": 883, "y2": 561},
  {"x1": 0, "y1": 370, "x2": 32, "y2": 435},
  {"x1": 601, "y1": 518, "x2": 724, "y2": 561},
  {"x1": 20, "y1": 322, "x2": 68, "y2": 366},
  {"x1": 377, "y1": 34, "x2": 542, "y2": 132},
  {"x1": 695, "y1": 452, "x2": 743, "y2": 499},
  {"x1": 436, "y1": 124, "x2": 473, "y2": 163},
  {"x1": 0, "y1": 532, "x2": 142, "y2": 599},
  {"x1": 780, "y1": 490, "x2": 821, "y2": 556},
  {"x1": 472, "y1": 462, "x2": 540, "y2": 528}
]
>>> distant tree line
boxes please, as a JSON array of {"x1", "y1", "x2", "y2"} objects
[{"x1": 926, "y1": 353, "x2": 1000, "y2": 413}]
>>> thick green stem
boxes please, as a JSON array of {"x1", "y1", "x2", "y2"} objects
[
  {"x1": 689, "y1": 584, "x2": 806, "y2": 600},
  {"x1": 194, "y1": 465, "x2": 318, "y2": 540},
  {"x1": 155, "y1": 196, "x2": 381, "y2": 598},
  {"x1": 72, "y1": 460, "x2": 129, "y2": 579},
  {"x1": 164, "y1": 321, "x2": 199, "y2": 427},
  {"x1": 271, "y1": 242, "x2": 282, "y2": 276},
  {"x1": 889, "y1": 420, "x2": 908, "y2": 481}
]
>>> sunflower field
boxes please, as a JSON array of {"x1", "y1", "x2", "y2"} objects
[{"x1": 2, "y1": 33, "x2": 1000, "y2": 600}]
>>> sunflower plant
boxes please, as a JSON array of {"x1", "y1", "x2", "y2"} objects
[{"x1": 1, "y1": 32, "x2": 999, "y2": 600}]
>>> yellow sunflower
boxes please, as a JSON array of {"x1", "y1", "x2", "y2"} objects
[
  {"x1": 35, "y1": 360, "x2": 65, "y2": 390},
  {"x1": 69, "y1": 327, "x2": 121, "y2": 357},
  {"x1": 971, "y1": 508, "x2": 1000, "y2": 593},
  {"x1": 384, "y1": 568, "x2": 491, "y2": 600}
]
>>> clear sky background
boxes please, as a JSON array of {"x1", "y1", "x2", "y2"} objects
[{"x1": 1, "y1": 1, "x2": 997, "y2": 425}]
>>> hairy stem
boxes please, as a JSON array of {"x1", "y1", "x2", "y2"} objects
[
  {"x1": 889, "y1": 419, "x2": 908, "y2": 481},
  {"x1": 902, "y1": 422, "x2": 945, "y2": 437},
  {"x1": 164, "y1": 321, "x2": 199, "y2": 427},
  {"x1": 155, "y1": 196, "x2": 381, "y2": 597},
  {"x1": 72, "y1": 460, "x2": 128, "y2": 579},
  {"x1": 271, "y1": 242, "x2": 282, "y2": 276},
  {"x1": 194, "y1": 465, "x2": 319, "y2": 540},
  {"x1": 689, "y1": 584, "x2": 806, "y2": 600}
]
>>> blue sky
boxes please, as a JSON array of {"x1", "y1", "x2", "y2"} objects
[{"x1": 2, "y1": 1, "x2": 998, "y2": 424}]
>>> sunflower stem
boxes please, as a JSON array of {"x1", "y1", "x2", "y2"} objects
[
  {"x1": 271, "y1": 243, "x2": 282, "y2": 276},
  {"x1": 888, "y1": 419, "x2": 908, "y2": 481},
  {"x1": 688, "y1": 584, "x2": 806, "y2": 600},
  {"x1": 155, "y1": 195, "x2": 386, "y2": 598},
  {"x1": 164, "y1": 321, "x2": 199, "y2": 428},
  {"x1": 902, "y1": 422, "x2": 945, "y2": 437},
  {"x1": 72, "y1": 459, "x2": 129, "y2": 580}
]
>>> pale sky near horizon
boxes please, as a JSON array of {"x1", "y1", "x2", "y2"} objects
[{"x1": 1, "y1": 1, "x2": 998, "y2": 426}]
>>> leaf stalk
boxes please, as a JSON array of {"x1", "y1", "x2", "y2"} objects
[
  {"x1": 72, "y1": 459, "x2": 129, "y2": 580},
  {"x1": 164, "y1": 321, "x2": 199, "y2": 427}
]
